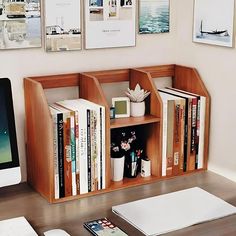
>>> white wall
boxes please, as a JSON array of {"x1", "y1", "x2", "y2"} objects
[
  {"x1": 0, "y1": 4, "x2": 177, "y2": 182},
  {"x1": 3, "y1": 0, "x2": 236, "y2": 184},
  {"x1": 175, "y1": 0, "x2": 236, "y2": 182}
]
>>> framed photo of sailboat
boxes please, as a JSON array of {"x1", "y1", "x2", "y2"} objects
[{"x1": 193, "y1": 0, "x2": 234, "y2": 47}]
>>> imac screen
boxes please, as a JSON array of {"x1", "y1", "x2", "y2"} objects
[{"x1": 0, "y1": 85, "x2": 12, "y2": 164}]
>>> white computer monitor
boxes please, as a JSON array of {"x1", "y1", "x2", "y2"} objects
[{"x1": 0, "y1": 78, "x2": 21, "y2": 187}]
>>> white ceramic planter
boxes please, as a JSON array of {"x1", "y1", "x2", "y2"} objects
[
  {"x1": 130, "y1": 101, "x2": 145, "y2": 117},
  {"x1": 111, "y1": 156, "x2": 125, "y2": 182}
]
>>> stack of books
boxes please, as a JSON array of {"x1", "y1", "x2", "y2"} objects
[
  {"x1": 49, "y1": 99, "x2": 106, "y2": 199},
  {"x1": 158, "y1": 88, "x2": 206, "y2": 177}
]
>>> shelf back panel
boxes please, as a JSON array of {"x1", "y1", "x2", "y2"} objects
[
  {"x1": 84, "y1": 69, "x2": 130, "y2": 84},
  {"x1": 30, "y1": 74, "x2": 80, "y2": 89}
]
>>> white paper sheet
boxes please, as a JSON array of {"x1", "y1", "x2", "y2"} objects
[
  {"x1": 112, "y1": 187, "x2": 236, "y2": 236},
  {"x1": 0, "y1": 216, "x2": 38, "y2": 236}
]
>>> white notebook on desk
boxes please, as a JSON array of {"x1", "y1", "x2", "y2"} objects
[
  {"x1": 112, "y1": 187, "x2": 236, "y2": 236},
  {"x1": 0, "y1": 216, "x2": 38, "y2": 236}
]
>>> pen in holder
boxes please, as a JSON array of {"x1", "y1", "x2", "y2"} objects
[{"x1": 124, "y1": 151, "x2": 138, "y2": 178}]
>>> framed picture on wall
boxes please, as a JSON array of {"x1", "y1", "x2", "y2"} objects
[
  {"x1": 85, "y1": 0, "x2": 136, "y2": 49},
  {"x1": 45, "y1": 0, "x2": 81, "y2": 52},
  {"x1": 193, "y1": 0, "x2": 234, "y2": 47},
  {"x1": 139, "y1": 0, "x2": 169, "y2": 34},
  {"x1": 0, "y1": 0, "x2": 41, "y2": 50}
]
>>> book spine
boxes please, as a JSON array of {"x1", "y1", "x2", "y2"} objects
[
  {"x1": 64, "y1": 114, "x2": 72, "y2": 197},
  {"x1": 70, "y1": 112, "x2": 77, "y2": 196},
  {"x1": 195, "y1": 97, "x2": 200, "y2": 169},
  {"x1": 90, "y1": 110, "x2": 96, "y2": 192},
  {"x1": 74, "y1": 110, "x2": 80, "y2": 194},
  {"x1": 166, "y1": 100, "x2": 174, "y2": 176},
  {"x1": 162, "y1": 100, "x2": 168, "y2": 177},
  {"x1": 183, "y1": 98, "x2": 189, "y2": 172},
  {"x1": 79, "y1": 108, "x2": 88, "y2": 194},
  {"x1": 188, "y1": 98, "x2": 196, "y2": 171},
  {"x1": 57, "y1": 113, "x2": 65, "y2": 198},
  {"x1": 52, "y1": 113, "x2": 59, "y2": 199},
  {"x1": 92, "y1": 110, "x2": 98, "y2": 191},
  {"x1": 87, "y1": 109, "x2": 92, "y2": 192},
  {"x1": 172, "y1": 101, "x2": 182, "y2": 176},
  {"x1": 178, "y1": 99, "x2": 186, "y2": 173},
  {"x1": 197, "y1": 97, "x2": 206, "y2": 169},
  {"x1": 101, "y1": 107, "x2": 106, "y2": 189}
]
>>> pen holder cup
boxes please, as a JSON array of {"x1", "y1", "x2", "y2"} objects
[
  {"x1": 111, "y1": 156, "x2": 125, "y2": 182},
  {"x1": 124, "y1": 152, "x2": 139, "y2": 178}
]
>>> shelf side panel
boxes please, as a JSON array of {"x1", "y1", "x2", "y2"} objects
[
  {"x1": 80, "y1": 74, "x2": 111, "y2": 188},
  {"x1": 24, "y1": 78, "x2": 54, "y2": 203},
  {"x1": 174, "y1": 65, "x2": 210, "y2": 170},
  {"x1": 130, "y1": 69, "x2": 162, "y2": 177}
]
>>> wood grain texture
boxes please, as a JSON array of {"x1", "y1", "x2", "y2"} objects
[
  {"x1": 24, "y1": 78, "x2": 54, "y2": 203},
  {"x1": 83, "y1": 69, "x2": 130, "y2": 84},
  {"x1": 30, "y1": 74, "x2": 80, "y2": 89},
  {"x1": 0, "y1": 172, "x2": 236, "y2": 236},
  {"x1": 110, "y1": 115, "x2": 160, "y2": 129}
]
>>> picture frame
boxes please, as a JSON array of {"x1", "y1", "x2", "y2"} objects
[
  {"x1": 139, "y1": 0, "x2": 169, "y2": 34},
  {"x1": 44, "y1": 0, "x2": 82, "y2": 52},
  {"x1": 193, "y1": 0, "x2": 235, "y2": 47},
  {"x1": 112, "y1": 97, "x2": 130, "y2": 118},
  {"x1": 85, "y1": 0, "x2": 136, "y2": 49},
  {"x1": 0, "y1": 0, "x2": 41, "y2": 50}
]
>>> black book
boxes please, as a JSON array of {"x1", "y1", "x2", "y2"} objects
[
  {"x1": 57, "y1": 113, "x2": 65, "y2": 198},
  {"x1": 87, "y1": 109, "x2": 91, "y2": 192}
]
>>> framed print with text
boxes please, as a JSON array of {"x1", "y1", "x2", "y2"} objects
[
  {"x1": 193, "y1": 0, "x2": 234, "y2": 47},
  {"x1": 45, "y1": 0, "x2": 81, "y2": 52},
  {"x1": 139, "y1": 0, "x2": 169, "y2": 34},
  {"x1": 0, "y1": 0, "x2": 41, "y2": 50},
  {"x1": 85, "y1": 0, "x2": 136, "y2": 49}
]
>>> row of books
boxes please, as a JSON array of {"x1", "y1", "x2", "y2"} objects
[
  {"x1": 159, "y1": 87, "x2": 206, "y2": 177},
  {"x1": 49, "y1": 99, "x2": 106, "y2": 199}
]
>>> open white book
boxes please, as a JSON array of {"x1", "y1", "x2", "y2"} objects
[{"x1": 112, "y1": 187, "x2": 236, "y2": 236}]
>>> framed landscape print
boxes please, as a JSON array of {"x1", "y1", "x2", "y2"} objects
[
  {"x1": 193, "y1": 0, "x2": 234, "y2": 47},
  {"x1": 45, "y1": 0, "x2": 81, "y2": 52},
  {"x1": 0, "y1": 0, "x2": 41, "y2": 50},
  {"x1": 85, "y1": 0, "x2": 136, "y2": 49},
  {"x1": 139, "y1": 0, "x2": 169, "y2": 34}
]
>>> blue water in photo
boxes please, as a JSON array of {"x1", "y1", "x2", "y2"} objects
[{"x1": 139, "y1": 0, "x2": 169, "y2": 34}]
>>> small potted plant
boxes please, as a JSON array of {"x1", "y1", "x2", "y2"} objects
[{"x1": 125, "y1": 84, "x2": 150, "y2": 117}]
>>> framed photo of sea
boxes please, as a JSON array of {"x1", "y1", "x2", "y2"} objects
[
  {"x1": 193, "y1": 0, "x2": 235, "y2": 47},
  {"x1": 139, "y1": 0, "x2": 169, "y2": 34},
  {"x1": 45, "y1": 0, "x2": 82, "y2": 52},
  {"x1": 0, "y1": 0, "x2": 41, "y2": 50}
]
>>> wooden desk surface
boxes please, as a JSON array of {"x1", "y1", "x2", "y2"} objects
[{"x1": 0, "y1": 171, "x2": 236, "y2": 236}]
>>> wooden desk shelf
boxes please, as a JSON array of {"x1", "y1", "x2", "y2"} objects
[{"x1": 24, "y1": 64, "x2": 210, "y2": 203}]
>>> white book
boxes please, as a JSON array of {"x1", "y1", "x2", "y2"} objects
[
  {"x1": 56, "y1": 100, "x2": 89, "y2": 194},
  {"x1": 49, "y1": 106, "x2": 60, "y2": 200},
  {"x1": 158, "y1": 92, "x2": 185, "y2": 176},
  {"x1": 75, "y1": 99, "x2": 106, "y2": 190}
]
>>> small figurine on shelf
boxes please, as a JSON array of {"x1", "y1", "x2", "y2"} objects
[{"x1": 125, "y1": 84, "x2": 150, "y2": 117}]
